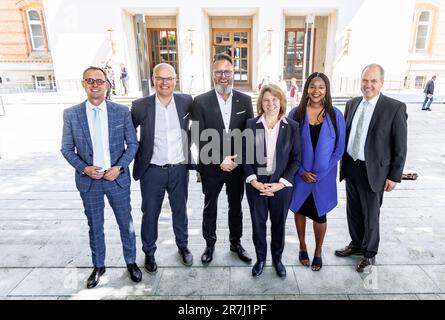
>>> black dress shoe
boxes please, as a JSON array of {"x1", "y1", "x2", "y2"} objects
[
  {"x1": 252, "y1": 260, "x2": 265, "y2": 277},
  {"x1": 273, "y1": 261, "x2": 287, "y2": 278},
  {"x1": 356, "y1": 256, "x2": 376, "y2": 273},
  {"x1": 87, "y1": 266, "x2": 106, "y2": 289},
  {"x1": 144, "y1": 255, "x2": 157, "y2": 274},
  {"x1": 127, "y1": 263, "x2": 142, "y2": 282},
  {"x1": 201, "y1": 246, "x2": 214, "y2": 264},
  {"x1": 334, "y1": 245, "x2": 364, "y2": 257},
  {"x1": 179, "y1": 247, "x2": 193, "y2": 266},
  {"x1": 230, "y1": 243, "x2": 252, "y2": 263}
]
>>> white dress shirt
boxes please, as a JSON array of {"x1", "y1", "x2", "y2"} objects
[
  {"x1": 86, "y1": 100, "x2": 111, "y2": 170},
  {"x1": 347, "y1": 93, "x2": 380, "y2": 161},
  {"x1": 150, "y1": 95, "x2": 185, "y2": 165},
  {"x1": 215, "y1": 89, "x2": 233, "y2": 132},
  {"x1": 245, "y1": 116, "x2": 292, "y2": 187}
]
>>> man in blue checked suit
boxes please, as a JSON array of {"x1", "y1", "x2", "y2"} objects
[{"x1": 61, "y1": 66, "x2": 142, "y2": 289}]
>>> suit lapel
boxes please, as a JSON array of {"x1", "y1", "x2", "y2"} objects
[
  {"x1": 347, "y1": 98, "x2": 363, "y2": 130},
  {"x1": 366, "y1": 94, "x2": 384, "y2": 138},
  {"x1": 106, "y1": 101, "x2": 115, "y2": 146},
  {"x1": 275, "y1": 119, "x2": 288, "y2": 170},
  {"x1": 146, "y1": 95, "x2": 156, "y2": 143},
  {"x1": 229, "y1": 91, "x2": 241, "y2": 130},
  {"x1": 173, "y1": 94, "x2": 187, "y2": 130},
  {"x1": 255, "y1": 120, "x2": 267, "y2": 159},
  {"x1": 77, "y1": 101, "x2": 93, "y2": 151}
]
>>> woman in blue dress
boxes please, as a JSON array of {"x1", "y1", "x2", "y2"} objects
[{"x1": 288, "y1": 72, "x2": 346, "y2": 271}]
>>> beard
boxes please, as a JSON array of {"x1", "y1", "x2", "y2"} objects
[{"x1": 214, "y1": 80, "x2": 233, "y2": 95}]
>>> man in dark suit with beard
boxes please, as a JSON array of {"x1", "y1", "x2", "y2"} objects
[
  {"x1": 191, "y1": 53, "x2": 254, "y2": 264},
  {"x1": 335, "y1": 64, "x2": 407, "y2": 272}
]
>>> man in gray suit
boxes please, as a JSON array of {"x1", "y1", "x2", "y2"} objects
[
  {"x1": 421, "y1": 75, "x2": 436, "y2": 111},
  {"x1": 335, "y1": 64, "x2": 407, "y2": 272}
]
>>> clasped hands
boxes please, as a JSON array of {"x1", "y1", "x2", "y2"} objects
[
  {"x1": 84, "y1": 166, "x2": 121, "y2": 181},
  {"x1": 251, "y1": 180, "x2": 285, "y2": 197},
  {"x1": 220, "y1": 155, "x2": 238, "y2": 172}
]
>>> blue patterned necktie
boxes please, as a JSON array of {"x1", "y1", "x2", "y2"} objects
[
  {"x1": 93, "y1": 107, "x2": 105, "y2": 170},
  {"x1": 350, "y1": 100, "x2": 370, "y2": 161}
]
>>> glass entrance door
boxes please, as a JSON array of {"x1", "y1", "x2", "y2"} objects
[
  {"x1": 283, "y1": 28, "x2": 316, "y2": 88},
  {"x1": 212, "y1": 29, "x2": 250, "y2": 85}
]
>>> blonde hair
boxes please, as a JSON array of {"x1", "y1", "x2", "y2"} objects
[{"x1": 257, "y1": 84, "x2": 287, "y2": 117}]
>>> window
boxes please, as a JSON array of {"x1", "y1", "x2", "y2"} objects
[
  {"x1": 148, "y1": 29, "x2": 178, "y2": 78},
  {"x1": 403, "y1": 76, "x2": 410, "y2": 89},
  {"x1": 415, "y1": 76, "x2": 426, "y2": 89},
  {"x1": 33, "y1": 76, "x2": 46, "y2": 89},
  {"x1": 27, "y1": 10, "x2": 44, "y2": 51}
]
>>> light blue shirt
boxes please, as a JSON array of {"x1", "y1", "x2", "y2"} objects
[
  {"x1": 347, "y1": 93, "x2": 380, "y2": 161},
  {"x1": 85, "y1": 100, "x2": 111, "y2": 170}
]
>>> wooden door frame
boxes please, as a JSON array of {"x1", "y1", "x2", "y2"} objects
[
  {"x1": 284, "y1": 28, "x2": 317, "y2": 81},
  {"x1": 211, "y1": 28, "x2": 251, "y2": 86},
  {"x1": 147, "y1": 28, "x2": 180, "y2": 79}
]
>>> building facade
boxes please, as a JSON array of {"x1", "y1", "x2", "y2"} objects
[
  {"x1": 0, "y1": 0, "x2": 54, "y2": 93},
  {"x1": 41, "y1": 0, "x2": 443, "y2": 96}
]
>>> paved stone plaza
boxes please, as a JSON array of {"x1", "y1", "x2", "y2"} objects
[{"x1": 0, "y1": 93, "x2": 444, "y2": 300}]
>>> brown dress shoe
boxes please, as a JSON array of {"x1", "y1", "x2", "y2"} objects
[
  {"x1": 356, "y1": 257, "x2": 376, "y2": 272},
  {"x1": 334, "y1": 245, "x2": 364, "y2": 257}
]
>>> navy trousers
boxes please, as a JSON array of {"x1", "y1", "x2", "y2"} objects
[
  {"x1": 140, "y1": 164, "x2": 189, "y2": 256},
  {"x1": 80, "y1": 179, "x2": 136, "y2": 268},
  {"x1": 246, "y1": 183, "x2": 293, "y2": 263}
]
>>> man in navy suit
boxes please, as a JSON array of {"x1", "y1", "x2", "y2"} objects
[
  {"x1": 61, "y1": 66, "x2": 141, "y2": 289},
  {"x1": 131, "y1": 63, "x2": 193, "y2": 273},
  {"x1": 190, "y1": 53, "x2": 254, "y2": 264}
]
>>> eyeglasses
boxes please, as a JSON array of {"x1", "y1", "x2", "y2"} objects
[
  {"x1": 213, "y1": 70, "x2": 233, "y2": 77},
  {"x1": 84, "y1": 78, "x2": 106, "y2": 85},
  {"x1": 154, "y1": 76, "x2": 176, "y2": 82}
]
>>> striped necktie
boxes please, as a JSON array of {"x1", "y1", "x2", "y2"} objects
[{"x1": 350, "y1": 100, "x2": 370, "y2": 161}]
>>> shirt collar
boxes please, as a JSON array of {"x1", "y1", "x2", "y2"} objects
[
  {"x1": 86, "y1": 99, "x2": 106, "y2": 111},
  {"x1": 363, "y1": 93, "x2": 381, "y2": 106},
  {"x1": 215, "y1": 89, "x2": 233, "y2": 101},
  {"x1": 257, "y1": 115, "x2": 288, "y2": 125},
  {"x1": 155, "y1": 94, "x2": 175, "y2": 108}
]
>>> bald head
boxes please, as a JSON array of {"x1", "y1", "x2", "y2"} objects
[{"x1": 153, "y1": 63, "x2": 176, "y2": 77}]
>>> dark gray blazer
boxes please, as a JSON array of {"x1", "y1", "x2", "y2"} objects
[
  {"x1": 424, "y1": 79, "x2": 435, "y2": 95},
  {"x1": 131, "y1": 93, "x2": 193, "y2": 181},
  {"x1": 339, "y1": 94, "x2": 408, "y2": 193}
]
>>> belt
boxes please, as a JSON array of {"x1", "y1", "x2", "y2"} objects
[
  {"x1": 149, "y1": 163, "x2": 181, "y2": 168},
  {"x1": 348, "y1": 154, "x2": 365, "y2": 165}
]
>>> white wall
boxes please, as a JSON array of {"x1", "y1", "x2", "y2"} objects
[
  {"x1": 42, "y1": 0, "x2": 416, "y2": 95},
  {"x1": 331, "y1": 0, "x2": 415, "y2": 94}
]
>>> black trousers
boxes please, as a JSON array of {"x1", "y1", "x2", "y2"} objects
[
  {"x1": 200, "y1": 167, "x2": 244, "y2": 247},
  {"x1": 246, "y1": 183, "x2": 293, "y2": 263},
  {"x1": 344, "y1": 156, "x2": 383, "y2": 258}
]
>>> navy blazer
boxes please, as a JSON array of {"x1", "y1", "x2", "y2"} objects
[
  {"x1": 190, "y1": 89, "x2": 254, "y2": 177},
  {"x1": 288, "y1": 107, "x2": 346, "y2": 217},
  {"x1": 61, "y1": 100, "x2": 138, "y2": 193},
  {"x1": 131, "y1": 93, "x2": 193, "y2": 180},
  {"x1": 242, "y1": 116, "x2": 301, "y2": 185}
]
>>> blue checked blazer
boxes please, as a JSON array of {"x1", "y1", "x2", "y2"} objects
[{"x1": 61, "y1": 100, "x2": 138, "y2": 193}]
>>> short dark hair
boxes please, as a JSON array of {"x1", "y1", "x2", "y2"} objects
[
  {"x1": 212, "y1": 53, "x2": 232, "y2": 65},
  {"x1": 82, "y1": 66, "x2": 107, "y2": 80}
]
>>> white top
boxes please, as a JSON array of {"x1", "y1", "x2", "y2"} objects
[
  {"x1": 347, "y1": 93, "x2": 380, "y2": 161},
  {"x1": 245, "y1": 116, "x2": 292, "y2": 187},
  {"x1": 150, "y1": 95, "x2": 185, "y2": 165},
  {"x1": 86, "y1": 100, "x2": 111, "y2": 170},
  {"x1": 215, "y1": 89, "x2": 233, "y2": 132}
]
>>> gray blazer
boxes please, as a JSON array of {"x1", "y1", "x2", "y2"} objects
[
  {"x1": 339, "y1": 94, "x2": 408, "y2": 193},
  {"x1": 424, "y1": 79, "x2": 435, "y2": 95}
]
